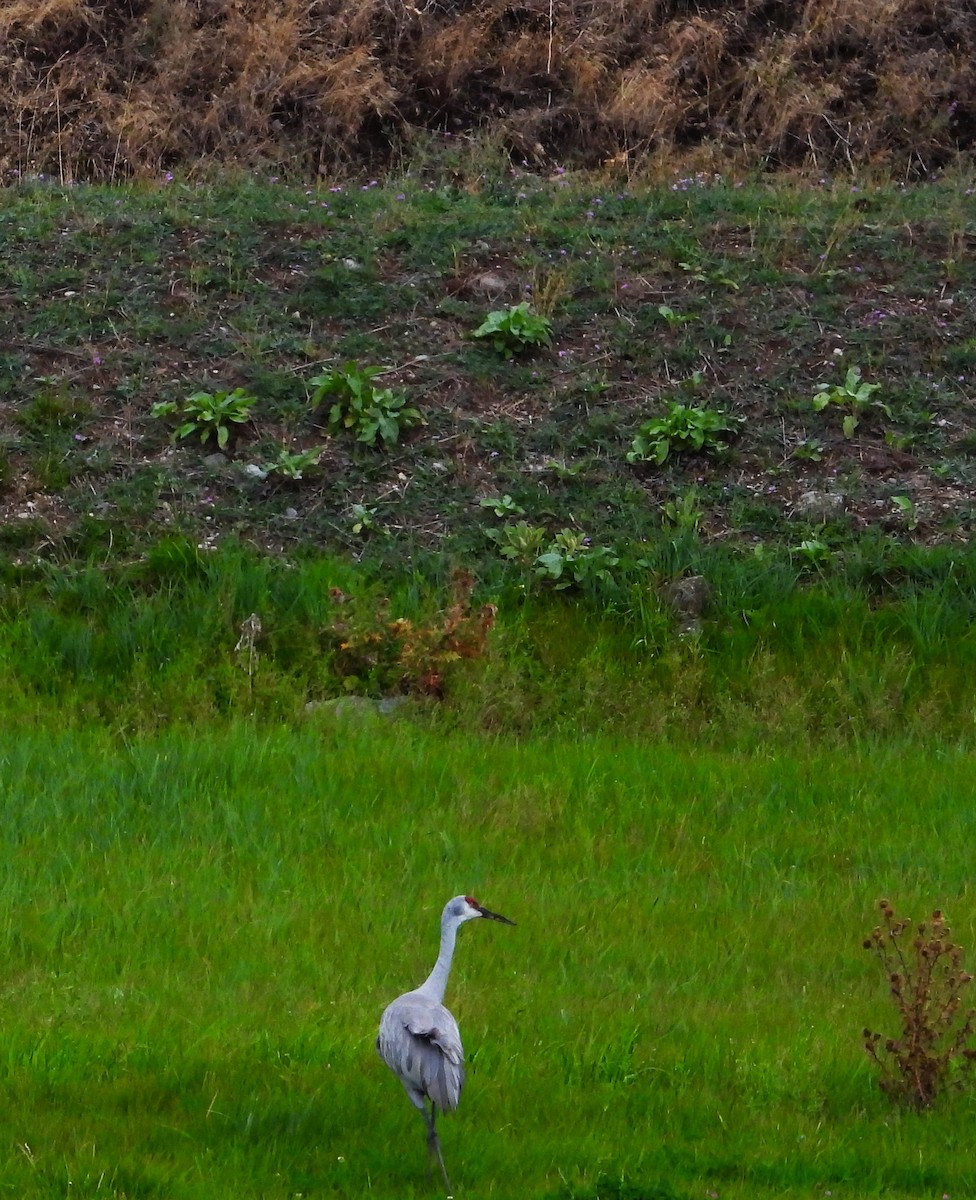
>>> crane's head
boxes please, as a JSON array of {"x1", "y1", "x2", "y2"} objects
[{"x1": 445, "y1": 895, "x2": 516, "y2": 927}]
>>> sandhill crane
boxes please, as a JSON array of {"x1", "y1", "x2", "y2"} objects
[{"x1": 376, "y1": 895, "x2": 515, "y2": 1196}]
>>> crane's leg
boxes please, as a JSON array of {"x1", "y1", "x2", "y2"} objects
[{"x1": 422, "y1": 1100, "x2": 453, "y2": 1198}]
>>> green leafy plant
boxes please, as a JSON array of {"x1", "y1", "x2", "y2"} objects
[
  {"x1": 812, "y1": 365, "x2": 890, "y2": 438},
  {"x1": 792, "y1": 437, "x2": 825, "y2": 463},
  {"x1": 484, "y1": 521, "x2": 547, "y2": 565},
  {"x1": 486, "y1": 523, "x2": 617, "y2": 589},
  {"x1": 679, "y1": 257, "x2": 740, "y2": 290},
  {"x1": 264, "y1": 445, "x2": 322, "y2": 480},
  {"x1": 792, "y1": 537, "x2": 830, "y2": 566},
  {"x1": 656, "y1": 303, "x2": 695, "y2": 327},
  {"x1": 348, "y1": 503, "x2": 379, "y2": 535},
  {"x1": 627, "y1": 399, "x2": 741, "y2": 465},
  {"x1": 471, "y1": 302, "x2": 553, "y2": 357},
  {"x1": 891, "y1": 494, "x2": 919, "y2": 530},
  {"x1": 544, "y1": 459, "x2": 583, "y2": 480},
  {"x1": 479, "y1": 494, "x2": 525, "y2": 517},
  {"x1": 309, "y1": 363, "x2": 421, "y2": 448},
  {"x1": 863, "y1": 901, "x2": 976, "y2": 1109},
  {"x1": 151, "y1": 388, "x2": 256, "y2": 450},
  {"x1": 534, "y1": 530, "x2": 619, "y2": 590},
  {"x1": 662, "y1": 487, "x2": 703, "y2": 534}
]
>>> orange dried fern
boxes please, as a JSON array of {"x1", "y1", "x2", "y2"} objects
[{"x1": 328, "y1": 572, "x2": 495, "y2": 699}]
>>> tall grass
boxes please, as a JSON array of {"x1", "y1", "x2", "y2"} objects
[
  {"x1": 2, "y1": 540, "x2": 976, "y2": 741},
  {"x1": 0, "y1": 722, "x2": 974, "y2": 1197}
]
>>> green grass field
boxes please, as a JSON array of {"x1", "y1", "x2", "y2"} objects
[
  {"x1": 3, "y1": 147, "x2": 976, "y2": 1200},
  {"x1": 0, "y1": 720, "x2": 973, "y2": 1198}
]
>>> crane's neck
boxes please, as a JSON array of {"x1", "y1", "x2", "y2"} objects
[{"x1": 417, "y1": 914, "x2": 459, "y2": 1005}]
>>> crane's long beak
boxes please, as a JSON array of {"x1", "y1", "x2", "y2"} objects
[{"x1": 477, "y1": 904, "x2": 515, "y2": 926}]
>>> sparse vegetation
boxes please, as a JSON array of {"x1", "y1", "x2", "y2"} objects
[{"x1": 1, "y1": 172, "x2": 973, "y2": 564}]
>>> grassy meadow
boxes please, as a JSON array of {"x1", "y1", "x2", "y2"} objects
[
  {"x1": 1, "y1": 76, "x2": 976, "y2": 1199},
  {"x1": 0, "y1": 721, "x2": 973, "y2": 1199}
]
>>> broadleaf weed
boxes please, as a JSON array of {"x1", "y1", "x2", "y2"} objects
[
  {"x1": 263, "y1": 445, "x2": 322, "y2": 480},
  {"x1": 812, "y1": 365, "x2": 890, "y2": 438},
  {"x1": 534, "y1": 530, "x2": 619, "y2": 590},
  {"x1": 309, "y1": 362, "x2": 421, "y2": 448},
  {"x1": 486, "y1": 523, "x2": 618, "y2": 591},
  {"x1": 479, "y1": 494, "x2": 525, "y2": 518},
  {"x1": 151, "y1": 387, "x2": 256, "y2": 450},
  {"x1": 628, "y1": 391, "x2": 740, "y2": 465},
  {"x1": 656, "y1": 303, "x2": 695, "y2": 327},
  {"x1": 471, "y1": 302, "x2": 552, "y2": 357},
  {"x1": 485, "y1": 521, "x2": 547, "y2": 565}
]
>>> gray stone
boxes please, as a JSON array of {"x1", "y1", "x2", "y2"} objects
[
  {"x1": 664, "y1": 574, "x2": 711, "y2": 637},
  {"x1": 305, "y1": 695, "x2": 408, "y2": 724},
  {"x1": 471, "y1": 271, "x2": 510, "y2": 298},
  {"x1": 793, "y1": 490, "x2": 845, "y2": 520},
  {"x1": 665, "y1": 574, "x2": 710, "y2": 619}
]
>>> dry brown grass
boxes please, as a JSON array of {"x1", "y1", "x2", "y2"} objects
[{"x1": 0, "y1": 0, "x2": 973, "y2": 180}]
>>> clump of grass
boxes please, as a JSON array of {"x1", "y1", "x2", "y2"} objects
[
  {"x1": 863, "y1": 899, "x2": 976, "y2": 1109},
  {"x1": 15, "y1": 386, "x2": 91, "y2": 437}
]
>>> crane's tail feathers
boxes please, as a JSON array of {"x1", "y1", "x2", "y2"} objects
[{"x1": 427, "y1": 1057, "x2": 463, "y2": 1112}]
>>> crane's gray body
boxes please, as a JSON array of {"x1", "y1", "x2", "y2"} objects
[
  {"x1": 376, "y1": 895, "x2": 514, "y2": 1195},
  {"x1": 377, "y1": 991, "x2": 465, "y2": 1113}
]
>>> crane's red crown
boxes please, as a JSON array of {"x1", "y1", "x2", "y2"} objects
[{"x1": 464, "y1": 895, "x2": 479, "y2": 907}]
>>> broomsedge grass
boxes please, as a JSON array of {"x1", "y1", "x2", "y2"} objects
[
  {"x1": 0, "y1": 724, "x2": 974, "y2": 1198},
  {"x1": 1, "y1": 0, "x2": 973, "y2": 179}
]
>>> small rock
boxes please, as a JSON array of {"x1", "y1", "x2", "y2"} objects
[
  {"x1": 243, "y1": 463, "x2": 268, "y2": 480},
  {"x1": 665, "y1": 574, "x2": 711, "y2": 621},
  {"x1": 471, "y1": 271, "x2": 510, "y2": 298},
  {"x1": 663, "y1": 574, "x2": 711, "y2": 636},
  {"x1": 305, "y1": 695, "x2": 408, "y2": 723},
  {"x1": 283, "y1": 507, "x2": 298, "y2": 519},
  {"x1": 793, "y1": 490, "x2": 845, "y2": 520},
  {"x1": 202, "y1": 452, "x2": 228, "y2": 469}
]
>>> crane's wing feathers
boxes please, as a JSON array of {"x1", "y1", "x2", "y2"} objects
[{"x1": 377, "y1": 993, "x2": 465, "y2": 1113}]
